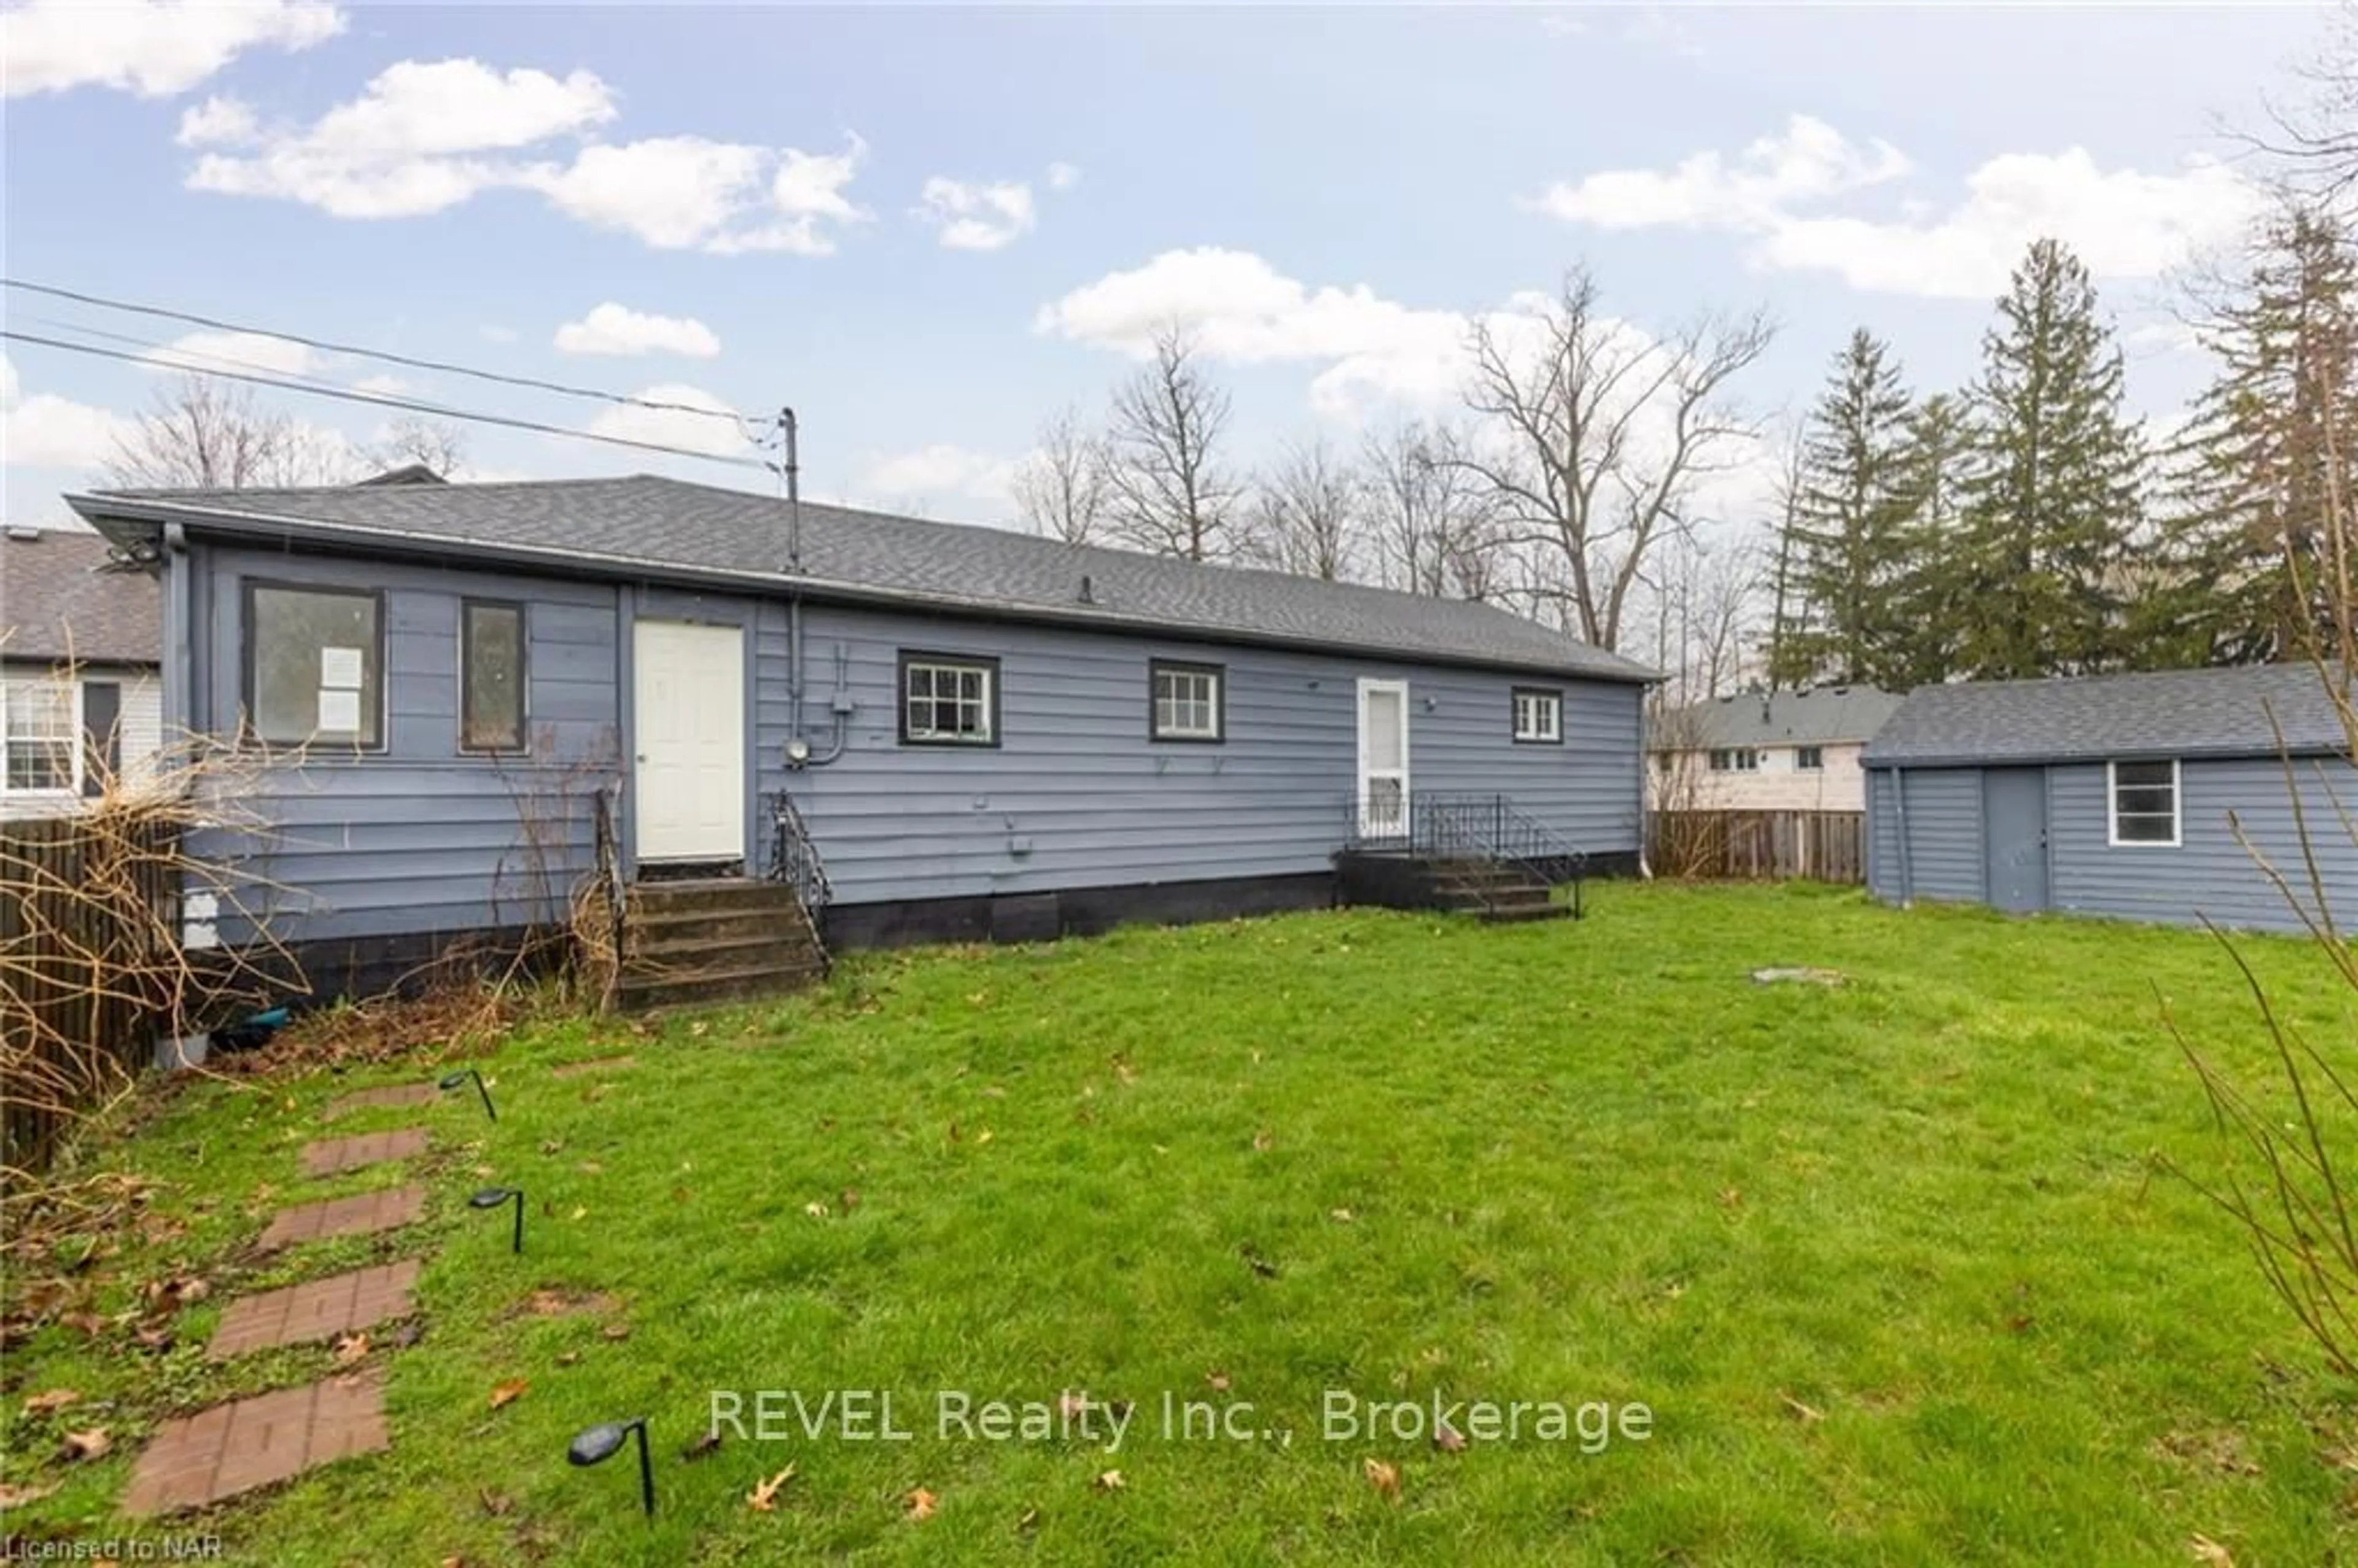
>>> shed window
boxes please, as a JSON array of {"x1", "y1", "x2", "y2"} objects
[
  {"x1": 1796, "y1": 745, "x2": 1824, "y2": 770},
  {"x1": 245, "y1": 584, "x2": 382, "y2": 748},
  {"x1": 2, "y1": 679, "x2": 78, "y2": 794},
  {"x1": 1708, "y1": 748, "x2": 1760, "y2": 772},
  {"x1": 1512, "y1": 687, "x2": 1562, "y2": 743},
  {"x1": 461, "y1": 600, "x2": 527, "y2": 752},
  {"x1": 2109, "y1": 759, "x2": 2180, "y2": 846},
  {"x1": 900, "y1": 653, "x2": 998, "y2": 745},
  {"x1": 1151, "y1": 661, "x2": 1223, "y2": 741}
]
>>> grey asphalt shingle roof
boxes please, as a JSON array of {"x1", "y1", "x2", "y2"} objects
[
  {"x1": 70, "y1": 474, "x2": 1653, "y2": 683},
  {"x1": 1864, "y1": 664, "x2": 2351, "y2": 767},
  {"x1": 0, "y1": 527, "x2": 161, "y2": 666},
  {"x1": 1657, "y1": 685, "x2": 1905, "y2": 750}
]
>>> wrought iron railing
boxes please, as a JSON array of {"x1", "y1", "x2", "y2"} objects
[
  {"x1": 1339, "y1": 791, "x2": 1589, "y2": 918},
  {"x1": 764, "y1": 788, "x2": 835, "y2": 959}
]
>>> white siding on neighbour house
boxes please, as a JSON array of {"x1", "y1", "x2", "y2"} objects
[{"x1": 1652, "y1": 740, "x2": 1870, "y2": 812}]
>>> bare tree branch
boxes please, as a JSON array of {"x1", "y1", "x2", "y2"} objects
[{"x1": 1103, "y1": 325, "x2": 1240, "y2": 562}]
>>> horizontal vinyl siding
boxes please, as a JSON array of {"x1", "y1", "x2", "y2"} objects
[
  {"x1": 1896, "y1": 767, "x2": 1985, "y2": 904},
  {"x1": 1865, "y1": 770, "x2": 1900, "y2": 899},
  {"x1": 2046, "y1": 756, "x2": 2358, "y2": 933},
  {"x1": 759, "y1": 604, "x2": 1641, "y2": 907},
  {"x1": 192, "y1": 546, "x2": 621, "y2": 946}
]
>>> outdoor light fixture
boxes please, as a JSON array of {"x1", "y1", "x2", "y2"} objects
[
  {"x1": 569, "y1": 1418, "x2": 655, "y2": 1517},
  {"x1": 469, "y1": 1185, "x2": 524, "y2": 1253},
  {"x1": 439, "y1": 1068, "x2": 496, "y2": 1121}
]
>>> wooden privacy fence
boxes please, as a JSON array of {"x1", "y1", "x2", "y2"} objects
[
  {"x1": 1649, "y1": 810, "x2": 1866, "y2": 885},
  {"x1": 1, "y1": 815, "x2": 177, "y2": 1181}
]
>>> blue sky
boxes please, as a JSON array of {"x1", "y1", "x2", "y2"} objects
[{"x1": 0, "y1": 2, "x2": 2334, "y2": 531}]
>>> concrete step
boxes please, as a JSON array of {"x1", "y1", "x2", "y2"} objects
[
  {"x1": 623, "y1": 931, "x2": 820, "y2": 974},
  {"x1": 626, "y1": 907, "x2": 817, "y2": 952},
  {"x1": 629, "y1": 878, "x2": 807, "y2": 916},
  {"x1": 1478, "y1": 901, "x2": 1571, "y2": 923},
  {"x1": 615, "y1": 958, "x2": 828, "y2": 1012}
]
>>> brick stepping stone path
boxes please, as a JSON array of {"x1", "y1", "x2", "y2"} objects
[
  {"x1": 551, "y1": 1055, "x2": 637, "y2": 1079},
  {"x1": 124, "y1": 1368, "x2": 387, "y2": 1516},
  {"x1": 259, "y1": 1185, "x2": 425, "y2": 1249},
  {"x1": 208, "y1": 1260, "x2": 422, "y2": 1360},
  {"x1": 300, "y1": 1127, "x2": 428, "y2": 1178},
  {"x1": 324, "y1": 1082, "x2": 436, "y2": 1118}
]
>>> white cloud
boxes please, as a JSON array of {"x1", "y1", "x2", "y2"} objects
[
  {"x1": 554, "y1": 303, "x2": 722, "y2": 359},
  {"x1": 0, "y1": 354, "x2": 136, "y2": 471},
  {"x1": 916, "y1": 177, "x2": 1037, "y2": 252},
  {"x1": 1527, "y1": 115, "x2": 1909, "y2": 231},
  {"x1": 350, "y1": 373, "x2": 411, "y2": 396},
  {"x1": 1531, "y1": 117, "x2": 2261, "y2": 300},
  {"x1": 858, "y1": 443, "x2": 1018, "y2": 510},
  {"x1": 585, "y1": 384, "x2": 751, "y2": 457},
  {"x1": 179, "y1": 56, "x2": 870, "y2": 254},
  {"x1": 140, "y1": 329, "x2": 320, "y2": 378},
  {"x1": 2, "y1": 0, "x2": 343, "y2": 99},
  {"x1": 1046, "y1": 161, "x2": 1082, "y2": 192}
]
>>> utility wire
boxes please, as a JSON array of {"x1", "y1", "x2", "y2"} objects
[
  {"x1": 2, "y1": 277, "x2": 757, "y2": 427},
  {"x1": 14, "y1": 312, "x2": 478, "y2": 412},
  {"x1": 2, "y1": 330, "x2": 772, "y2": 472}
]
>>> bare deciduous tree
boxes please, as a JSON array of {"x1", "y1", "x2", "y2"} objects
[
  {"x1": 1360, "y1": 421, "x2": 1504, "y2": 599},
  {"x1": 2255, "y1": 1, "x2": 2358, "y2": 206},
  {"x1": 1104, "y1": 325, "x2": 1240, "y2": 562},
  {"x1": 1011, "y1": 406, "x2": 1110, "y2": 545},
  {"x1": 1455, "y1": 266, "x2": 1775, "y2": 652},
  {"x1": 362, "y1": 416, "x2": 469, "y2": 479},
  {"x1": 105, "y1": 375, "x2": 346, "y2": 489},
  {"x1": 1246, "y1": 438, "x2": 1360, "y2": 581}
]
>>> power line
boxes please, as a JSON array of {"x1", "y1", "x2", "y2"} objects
[
  {"x1": 2, "y1": 278, "x2": 757, "y2": 429},
  {"x1": 13, "y1": 312, "x2": 475, "y2": 411},
  {"x1": 2, "y1": 330, "x2": 772, "y2": 473}
]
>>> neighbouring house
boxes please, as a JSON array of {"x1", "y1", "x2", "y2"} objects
[
  {"x1": 1, "y1": 526, "x2": 164, "y2": 817},
  {"x1": 1863, "y1": 663, "x2": 2356, "y2": 931},
  {"x1": 1649, "y1": 685, "x2": 1904, "y2": 813},
  {"x1": 68, "y1": 474, "x2": 1656, "y2": 1001}
]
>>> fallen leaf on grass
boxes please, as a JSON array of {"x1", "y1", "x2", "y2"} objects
[
  {"x1": 839, "y1": 1188, "x2": 860, "y2": 1212},
  {"x1": 1251, "y1": 1130, "x2": 1274, "y2": 1152},
  {"x1": 1718, "y1": 1188, "x2": 1743, "y2": 1209},
  {"x1": 1058, "y1": 1390, "x2": 1091, "y2": 1421},
  {"x1": 554, "y1": 1351, "x2": 581, "y2": 1368},
  {"x1": 1434, "y1": 1420, "x2": 1468, "y2": 1453},
  {"x1": 489, "y1": 1379, "x2": 528, "y2": 1410},
  {"x1": 0, "y1": 1481, "x2": 58, "y2": 1508},
  {"x1": 1329, "y1": 1208, "x2": 1356, "y2": 1224},
  {"x1": 21, "y1": 1389, "x2": 79, "y2": 1416},
  {"x1": 682, "y1": 1430, "x2": 723, "y2": 1462},
  {"x1": 333, "y1": 1332, "x2": 370, "y2": 1366},
  {"x1": 1205, "y1": 1371, "x2": 1231, "y2": 1393},
  {"x1": 133, "y1": 1325, "x2": 174, "y2": 1353},
  {"x1": 392, "y1": 1322, "x2": 426, "y2": 1349},
  {"x1": 60, "y1": 1428, "x2": 111, "y2": 1462},
  {"x1": 477, "y1": 1487, "x2": 514, "y2": 1516},
  {"x1": 905, "y1": 1486, "x2": 939, "y2": 1521},
  {"x1": 1239, "y1": 1245, "x2": 1278, "y2": 1279},
  {"x1": 804, "y1": 1201, "x2": 830, "y2": 1219},
  {"x1": 601, "y1": 1324, "x2": 631, "y2": 1342},
  {"x1": 1363, "y1": 1458, "x2": 1401, "y2": 1501},
  {"x1": 747, "y1": 1464, "x2": 796, "y2": 1512},
  {"x1": 1094, "y1": 1469, "x2": 1124, "y2": 1492},
  {"x1": 1780, "y1": 1394, "x2": 1825, "y2": 1424},
  {"x1": 2189, "y1": 1535, "x2": 2235, "y2": 1567},
  {"x1": 568, "y1": 1206, "x2": 587, "y2": 1222},
  {"x1": 1016, "y1": 1504, "x2": 1041, "y2": 1531},
  {"x1": 539, "y1": 1139, "x2": 564, "y2": 1155}
]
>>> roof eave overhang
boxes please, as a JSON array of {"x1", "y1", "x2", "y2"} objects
[
  {"x1": 1866, "y1": 745, "x2": 2350, "y2": 769},
  {"x1": 69, "y1": 493, "x2": 1659, "y2": 685}
]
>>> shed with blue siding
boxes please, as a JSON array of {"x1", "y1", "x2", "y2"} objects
[
  {"x1": 1862, "y1": 665, "x2": 2356, "y2": 933},
  {"x1": 68, "y1": 473, "x2": 1654, "y2": 992}
]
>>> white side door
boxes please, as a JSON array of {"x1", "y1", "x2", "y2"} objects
[
  {"x1": 632, "y1": 619, "x2": 745, "y2": 863},
  {"x1": 1356, "y1": 678, "x2": 1410, "y2": 838}
]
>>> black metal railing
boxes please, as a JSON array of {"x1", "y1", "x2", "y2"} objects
[
  {"x1": 764, "y1": 788, "x2": 835, "y2": 947},
  {"x1": 1339, "y1": 791, "x2": 1589, "y2": 918}
]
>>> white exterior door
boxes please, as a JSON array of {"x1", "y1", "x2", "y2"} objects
[
  {"x1": 1356, "y1": 678, "x2": 1410, "y2": 837},
  {"x1": 632, "y1": 619, "x2": 745, "y2": 863}
]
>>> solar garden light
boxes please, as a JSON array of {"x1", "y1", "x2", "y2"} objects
[
  {"x1": 440, "y1": 1068, "x2": 496, "y2": 1121},
  {"x1": 569, "y1": 1417, "x2": 655, "y2": 1517},
  {"x1": 469, "y1": 1185, "x2": 524, "y2": 1253}
]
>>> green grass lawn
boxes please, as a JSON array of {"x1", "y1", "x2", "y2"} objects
[{"x1": 4, "y1": 884, "x2": 2356, "y2": 1564}]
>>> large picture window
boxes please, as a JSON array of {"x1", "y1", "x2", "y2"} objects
[
  {"x1": 2109, "y1": 758, "x2": 2180, "y2": 846},
  {"x1": 461, "y1": 599, "x2": 527, "y2": 753},
  {"x1": 900, "y1": 653, "x2": 998, "y2": 745},
  {"x1": 246, "y1": 583, "x2": 383, "y2": 747},
  {"x1": 1150, "y1": 660, "x2": 1224, "y2": 742},
  {"x1": 1, "y1": 680, "x2": 77, "y2": 794}
]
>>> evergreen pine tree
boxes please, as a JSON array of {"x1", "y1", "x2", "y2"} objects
[
  {"x1": 1889, "y1": 391, "x2": 1977, "y2": 686},
  {"x1": 1773, "y1": 329, "x2": 1918, "y2": 688},
  {"x1": 1958, "y1": 239, "x2": 2144, "y2": 678},
  {"x1": 2139, "y1": 205, "x2": 2358, "y2": 666}
]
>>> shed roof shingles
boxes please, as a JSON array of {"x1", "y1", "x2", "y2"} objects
[
  {"x1": 72, "y1": 475, "x2": 1652, "y2": 681},
  {"x1": 0, "y1": 529, "x2": 161, "y2": 666},
  {"x1": 1865, "y1": 664, "x2": 2351, "y2": 766}
]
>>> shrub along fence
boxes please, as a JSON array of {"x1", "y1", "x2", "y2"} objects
[
  {"x1": 1649, "y1": 809, "x2": 1866, "y2": 885},
  {"x1": 0, "y1": 815, "x2": 177, "y2": 1182}
]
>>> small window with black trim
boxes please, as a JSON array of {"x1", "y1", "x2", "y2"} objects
[
  {"x1": 1511, "y1": 686, "x2": 1562, "y2": 743},
  {"x1": 245, "y1": 583, "x2": 383, "y2": 748},
  {"x1": 1796, "y1": 745, "x2": 1824, "y2": 770},
  {"x1": 1150, "y1": 660, "x2": 1224, "y2": 742},
  {"x1": 461, "y1": 599, "x2": 527, "y2": 753},
  {"x1": 901, "y1": 653, "x2": 998, "y2": 745}
]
